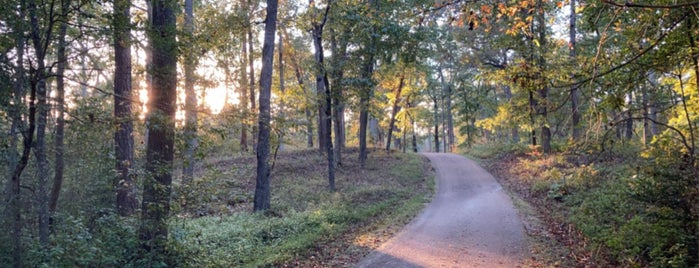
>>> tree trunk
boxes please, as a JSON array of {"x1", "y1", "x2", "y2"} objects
[
  {"x1": 330, "y1": 29, "x2": 347, "y2": 166},
  {"x1": 113, "y1": 0, "x2": 137, "y2": 216},
  {"x1": 240, "y1": 33, "x2": 249, "y2": 152},
  {"x1": 51, "y1": 0, "x2": 70, "y2": 215},
  {"x1": 183, "y1": 0, "x2": 198, "y2": 183},
  {"x1": 28, "y1": 0, "x2": 50, "y2": 257},
  {"x1": 8, "y1": 2, "x2": 27, "y2": 265},
  {"x1": 386, "y1": 72, "x2": 406, "y2": 152},
  {"x1": 278, "y1": 28, "x2": 285, "y2": 152},
  {"x1": 570, "y1": 0, "x2": 581, "y2": 140},
  {"x1": 253, "y1": 0, "x2": 278, "y2": 211},
  {"x1": 311, "y1": 3, "x2": 335, "y2": 190},
  {"x1": 433, "y1": 96, "x2": 440, "y2": 152},
  {"x1": 358, "y1": 57, "x2": 373, "y2": 167},
  {"x1": 358, "y1": 0, "x2": 378, "y2": 167},
  {"x1": 139, "y1": 0, "x2": 177, "y2": 259},
  {"x1": 290, "y1": 54, "x2": 313, "y2": 148},
  {"x1": 503, "y1": 85, "x2": 519, "y2": 142},
  {"x1": 625, "y1": 94, "x2": 634, "y2": 140},
  {"x1": 248, "y1": 11, "x2": 258, "y2": 152},
  {"x1": 536, "y1": 0, "x2": 550, "y2": 153}
]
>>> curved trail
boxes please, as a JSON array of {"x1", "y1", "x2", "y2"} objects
[{"x1": 357, "y1": 153, "x2": 528, "y2": 268}]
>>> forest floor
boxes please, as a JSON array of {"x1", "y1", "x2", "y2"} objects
[{"x1": 171, "y1": 148, "x2": 436, "y2": 267}]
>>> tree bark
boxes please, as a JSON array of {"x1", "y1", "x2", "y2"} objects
[
  {"x1": 183, "y1": 0, "x2": 198, "y2": 183},
  {"x1": 253, "y1": 0, "x2": 278, "y2": 211},
  {"x1": 113, "y1": 0, "x2": 137, "y2": 216},
  {"x1": 139, "y1": 0, "x2": 177, "y2": 259}
]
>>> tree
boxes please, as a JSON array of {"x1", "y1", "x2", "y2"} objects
[
  {"x1": 253, "y1": 0, "x2": 279, "y2": 211},
  {"x1": 183, "y1": 0, "x2": 198, "y2": 183},
  {"x1": 309, "y1": 0, "x2": 335, "y2": 190},
  {"x1": 139, "y1": 0, "x2": 177, "y2": 259},
  {"x1": 47, "y1": 0, "x2": 69, "y2": 217},
  {"x1": 113, "y1": 0, "x2": 137, "y2": 216},
  {"x1": 7, "y1": 1, "x2": 28, "y2": 265},
  {"x1": 570, "y1": 0, "x2": 581, "y2": 140},
  {"x1": 28, "y1": 0, "x2": 54, "y2": 257}
]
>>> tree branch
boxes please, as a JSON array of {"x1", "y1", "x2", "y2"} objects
[{"x1": 603, "y1": 0, "x2": 699, "y2": 9}]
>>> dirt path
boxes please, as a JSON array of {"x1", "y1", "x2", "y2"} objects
[{"x1": 357, "y1": 153, "x2": 528, "y2": 268}]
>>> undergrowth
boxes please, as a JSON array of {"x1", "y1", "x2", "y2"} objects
[
  {"x1": 466, "y1": 142, "x2": 699, "y2": 268},
  {"x1": 168, "y1": 149, "x2": 431, "y2": 267}
]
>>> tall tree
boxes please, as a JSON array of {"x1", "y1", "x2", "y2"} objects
[
  {"x1": 358, "y1": 0, "x2": 378, "y2": 167},
  {"x1": 247, "y1": 0, "x2": 258, "y2": 152},
  {"x1": 50, "y1": 0, "x2": 70, "y2": 215},
  {"x1": 8, "y1": 1, "x2": 27, "y2": 265},
  {"x1": 113, "y1": 0, "x2": 137, "y2": 216},
  {"x1": 139, "y1": 0, "x2": 177, "y2": 259},
  {"x1": 183, "y1": 0, "x2": 198, "y2": 183},
  {"x1": 310, "y1": 0, "x2": 335, "y2": 190},
  {"x1": 536, "y1": 0, "x2": 551, "y2": 153},
  {"x1": 28, "y1": 0, "x2": 53, "y2": 256},
  {"x1": 240, "y1": 32, "x2": 250, "y2": 151},
  {"x1": 570, "y1": 0, "x2": 581, "y2": 140},
  {"x1": 253, "y1": 0, "x2": 279, "y2": 211}
]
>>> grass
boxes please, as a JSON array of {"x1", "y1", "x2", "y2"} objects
[{"x1": 169, "y1": 148, "x2": 434, "y2": 267}]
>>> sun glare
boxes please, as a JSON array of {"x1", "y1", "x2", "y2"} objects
[{"x1": 205, "y1": 86, "x2": 229, "y2": 114}]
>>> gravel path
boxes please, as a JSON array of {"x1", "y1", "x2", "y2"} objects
[{"x1": 357, "y1": 153, "x2": 528, "y2": 268}]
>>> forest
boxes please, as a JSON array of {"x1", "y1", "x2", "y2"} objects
[{"x1": 1, "y1": 0, "x2": 698, "y2": 266}]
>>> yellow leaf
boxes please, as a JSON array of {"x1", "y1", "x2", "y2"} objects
[{"x1": 533, "y1": 39, "x2": 540, "y2": 47}]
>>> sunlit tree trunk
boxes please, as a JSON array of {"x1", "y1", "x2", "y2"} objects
[
  {"x1": 139, "y1": 0, "x2": 177, "y2": 259},
  {"x1": 253, "y1": 0, "x2": 278, "y2": 211},
  {"x1": 386, "y1": 72, "x2": 405, "y2": 152},
  {"x1": 183, "y1": 0, "x2": 198, "y2": 183}
]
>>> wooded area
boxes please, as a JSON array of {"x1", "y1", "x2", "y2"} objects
[{"x1": 1, "y1": 0, "x2": 698, "y2": 266}]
